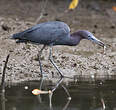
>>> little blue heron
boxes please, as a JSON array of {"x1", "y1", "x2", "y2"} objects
[{"x1": 11, "y1": 21, "x2": 105, "y2": 77}]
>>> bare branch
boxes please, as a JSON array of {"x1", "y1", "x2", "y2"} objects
[
  {"x1": 1, "y1": 54, "x2": 10, "y2": 92},
  {"x1": 35, "y1": 0, "x2": 48, "y2": 24}
]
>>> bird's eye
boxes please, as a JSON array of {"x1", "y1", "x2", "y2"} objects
[
  {"x1": 88, "y1": 35, "x2": 91, "y2": 38},
  {"x1": 88, "y1": 35, "x2": 94, "y2": 40}
]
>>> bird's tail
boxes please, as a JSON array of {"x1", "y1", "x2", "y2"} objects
[{"x1": 11, "y1": 32, "x2": 23, "y2": 39}]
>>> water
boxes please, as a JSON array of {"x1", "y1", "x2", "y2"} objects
[{"x1": 0, "y1": 78, "x2": 116, "y2": 110}]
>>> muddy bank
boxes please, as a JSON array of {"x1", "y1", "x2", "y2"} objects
[{"x1": 0, "y1": 0, "x2": 116, "y2": 83}]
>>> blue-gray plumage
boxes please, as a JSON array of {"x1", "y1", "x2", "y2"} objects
[{"x1": 12, "y1": 21, "x2": 105, "y2": 77}]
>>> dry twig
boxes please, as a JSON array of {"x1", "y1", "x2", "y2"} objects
[
  {"x1": 1, "y1": 54, "x2": 10, "y2": 92},
  {"x1": 35, "y1": 0, "x2": 48, "y2": 24}
]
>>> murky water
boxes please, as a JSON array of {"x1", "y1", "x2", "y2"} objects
[{"x1": 0, "y1": 78, "x2": 116, "y2": 110}]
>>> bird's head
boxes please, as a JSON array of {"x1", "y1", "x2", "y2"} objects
[{"x1": 77, "y1": 30, "x2": 105, "y2": 47}]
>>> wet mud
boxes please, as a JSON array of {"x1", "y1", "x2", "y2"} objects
[{"x1": 0, "y1": 0, "x2": 116, "y2": 83}]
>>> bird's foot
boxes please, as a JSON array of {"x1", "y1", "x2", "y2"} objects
[
  {"x1": 56, "y1": 72, "x2": 73, "y2": 79},
  {"x1": 61, "y1": 75, "x2": 74, "y2": 79}
]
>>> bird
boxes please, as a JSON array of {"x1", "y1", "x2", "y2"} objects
[{"x1": 11, "y1": 21, "x2": 105, "y2": 77}]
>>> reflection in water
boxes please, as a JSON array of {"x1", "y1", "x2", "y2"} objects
[
  {"x1": 1, "y1": 91, "x2": 6, "y2": 110},
  {"x1": 32, "y1": 78, "x2": 71, "y2": 110},
  {"x1": 101, "y1": 98, "x2": 105, "y2": 110},
  {"x1": 0, "y1": 79, "x2": 116, "y2": 110}
]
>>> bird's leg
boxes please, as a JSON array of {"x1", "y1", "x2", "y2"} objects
[
  {"x1": 38, "y1": 45, "x2": 46, "y2": 77},
  {"x1": 49, "y1": 47, "x2": 64, "y2": 77}
]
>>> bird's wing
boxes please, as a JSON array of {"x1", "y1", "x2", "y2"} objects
[
  {"x1": 12, "y1": 24, "x2": 41, "y2": 39},
  {"x1": 14, "y1": 21, "x2": 70, "y2": 45}
]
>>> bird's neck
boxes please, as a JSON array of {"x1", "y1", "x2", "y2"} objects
[{"x1": 69, "y1": 33, "x2": 83, "y2": 46}]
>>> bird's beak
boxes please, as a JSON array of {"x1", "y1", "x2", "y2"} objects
[
  {"x1": 94, "y1": 39, "x2": 105, "y2": 47},
  {"x1": 89, "y1": 35, "x2": 105, "y2": 47}
]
